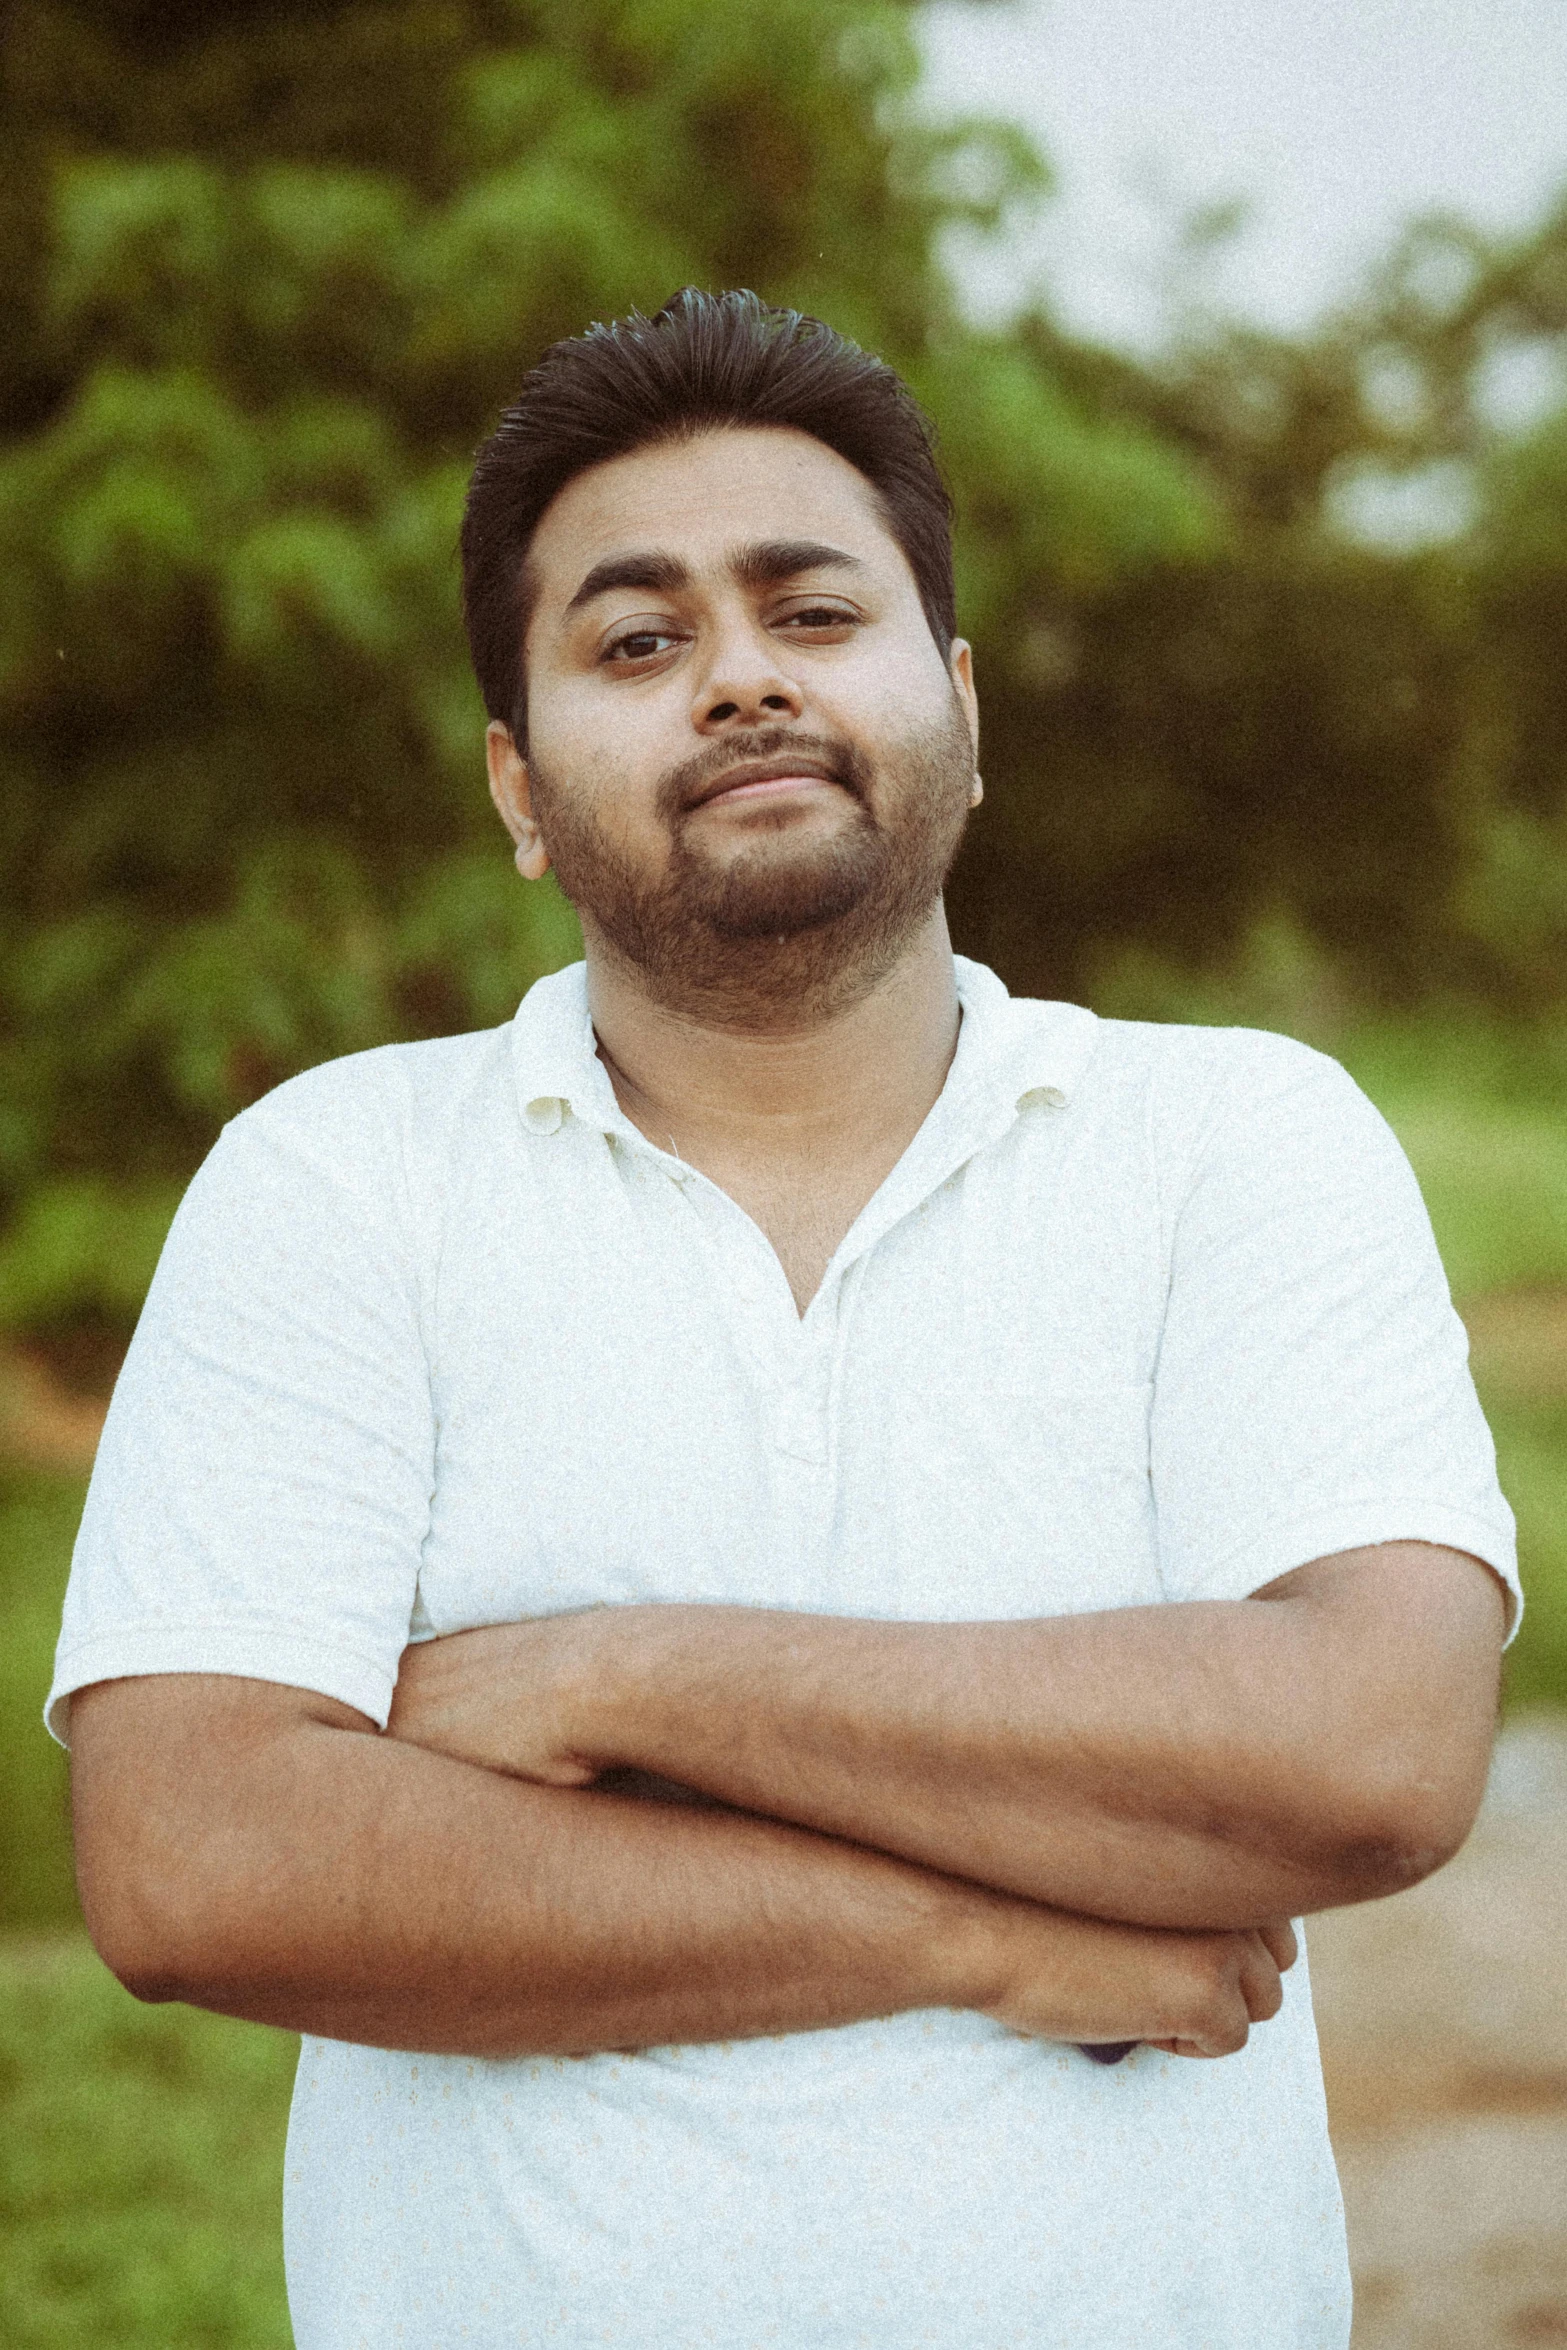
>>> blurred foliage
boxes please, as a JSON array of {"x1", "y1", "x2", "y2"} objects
[
  {"x1": 0, "y1": 1472, "x2": 78, "y2": 1931},
  {"x1": 3, "y1": 26, "x2": 1564, "y2": 2333},
  {"x1": 1490, "y1": 1404, "x2": 1567, "y2": 1710},
  {"x1": 0, "y1": 0, "x2": 1566, "y2": 1366},
  {"x1": 0, "y1": 0, "x2": 1139, "y2": 1356},
  {"x1": 951, "y1": 193, "x2": 1567, "y2": 1003},
  {"x1": 0, "y1": 1929, "x2": 294, "y2": 2345}
]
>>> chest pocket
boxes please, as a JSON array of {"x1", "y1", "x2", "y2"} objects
[
  {"x1": 852, "y1": 1380, "x2": 1161, "y2": 1622},
  {"x1": 417, "y1": 1249, "x2": 782, "y2": 1632}
]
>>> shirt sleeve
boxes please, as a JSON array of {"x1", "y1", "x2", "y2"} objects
[
  {"x1": 1149, "y1": 1031, "x2": 1520, "y2": 1629},
  {"x1": 47, "y1": 1060, "x2": 435, "y2": 1743}
]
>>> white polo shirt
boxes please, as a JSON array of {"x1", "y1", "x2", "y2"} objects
[{"x1": 51, "y1": 955, "x2": 1518, "y2": 2350}]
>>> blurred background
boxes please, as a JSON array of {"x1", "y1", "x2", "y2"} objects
[{"x1": 2, "y1": 1, "x2": 1565, "y2": 2342}]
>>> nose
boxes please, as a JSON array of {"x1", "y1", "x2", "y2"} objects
[{"x1": 690, "y1": 615, "x2": 804, "y2": 734}]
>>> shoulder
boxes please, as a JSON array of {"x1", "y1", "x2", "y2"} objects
[
  {"x1": 218, "y1": 1025, "x2": 514, "y2": 1191},
  {"x1": 1079, "y1": 1016, "x2": 1377, "y2": 1154},
  {"x1": 1083, "y1": 1013, "x2": 1340, "y2": 1097},
  {"x1": 1031, "y1": 1015, "x2": 1413, "y2": 1248},
  {"x1": 966, "y1": 959, "x2": 1383, "y2": 1161},
  {"x1": 154, "y1": 1028, "x2": 519, "y2": 1292}
]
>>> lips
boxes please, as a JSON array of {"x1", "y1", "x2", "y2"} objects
[{"x1": 685, "y1": 754, "x2": 847, "y2": 810}]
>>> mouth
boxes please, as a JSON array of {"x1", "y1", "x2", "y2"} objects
[{"x1": 685, "y1": 755, "x2": 850, "y2": 812}]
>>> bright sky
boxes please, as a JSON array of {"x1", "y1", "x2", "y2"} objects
[{"x1": 918, "y1": 0, "x2": 1567, "y2": 352}]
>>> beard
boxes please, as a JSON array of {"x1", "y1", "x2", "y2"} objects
[{"x1": 526, "y1": 693, "x2": 977, "y2": 1028}]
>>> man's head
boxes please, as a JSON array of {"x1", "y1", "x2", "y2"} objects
[
  {"x1": 462, "y1": 289, "x2": 980, "y2": 1023},
  {"x1": 462, "y1": 288, "x2": 957, "y2": 740}
]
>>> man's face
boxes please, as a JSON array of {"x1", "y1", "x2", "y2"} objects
[{"x1": 489, "y1": 425, "x2": 980, "y2": 1021}]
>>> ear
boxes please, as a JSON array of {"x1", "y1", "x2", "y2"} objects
[
  {"x1": 949, "y1": 641, "x2": 982, "y2": 804},
  {"x1": 486, "y1": 722, "x2": 552, "y2": 880}
]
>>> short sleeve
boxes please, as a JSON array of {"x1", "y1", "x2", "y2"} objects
[
  {"x1": 1149, "y1": 1035, "x2": 1520, "y2": 1628},
  {"x1": 47, "y1": 1064, "x2": 435, "y2": 1743}
]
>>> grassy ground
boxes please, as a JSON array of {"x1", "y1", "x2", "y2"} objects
[
  {"x1": 1, "y1": 1475, "x2": 86, "y2": 1934},
  {"x1": 1334, "y1": 1012, "x2": 1567, "y2": 1709},
  {"x1": 1336, "y1": 1012, "x2": 1567, "y2": 1299},
  {"x1": 0, "y1": 1937, "x2": 295, "y2": 2350},
  {"x1": 1, "y1": 999, "x2": 1564, "y2": 2345},
  {"x1": 0, "y1": 1477, "x2": 297, "y2": 2346}
]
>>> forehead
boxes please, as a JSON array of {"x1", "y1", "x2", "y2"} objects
[{"x1": 527, "y1": 426, "x2": 908, "y2": 607}]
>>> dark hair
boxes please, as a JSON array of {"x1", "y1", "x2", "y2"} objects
[{"x1": 460, "y1": 288, "x2": 955, "y2": 745}]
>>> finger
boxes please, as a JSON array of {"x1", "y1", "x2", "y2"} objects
[
  {"x1": 1239, "y1": 1937, "x2": 1284, "y2": 2024},
  {"x1": 1193, "y1": 2007, "x2": 1251, "y2": 2057},
  {"x1": 1259, "y1": 1919, "x2": 1299, "y2": 1973}
]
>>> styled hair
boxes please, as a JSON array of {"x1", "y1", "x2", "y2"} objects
[{"x1": 460, "y1": 287, "x2": 955, "y2": 745}]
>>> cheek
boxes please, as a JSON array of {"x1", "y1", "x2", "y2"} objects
[
  {"x1": 527, "y1": 704, "x2": 650, "y2": 836},
  {"x1": 529, "y1": 760, "x2": 690, "y2": 898},
  {"x1": 533, "y1": 671, "x2": 692, "y2": 782},
  {"x1": 526, "y1": 680, "x2": 609, "y2": 775},
  {"x1": 832, "y1": 639, "x2": 958, "y2": 737}
]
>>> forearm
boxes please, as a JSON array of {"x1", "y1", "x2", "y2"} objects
[
  {"x1": 584, "y1": 1606, "x2": 1343, "y2": 1926},
  {"x1": 70, "y1": 1676, "x2": 991, "y2": 2056},
  {"x1": 71, "y1": 1673, "x2": 1295, "y2": 2062},
  {"x1": 519, "y1": 1546, "x2": 1503, "y2": 1930}
]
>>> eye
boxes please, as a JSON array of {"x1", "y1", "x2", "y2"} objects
[
  {"x1": 776, "y1": 601, "x2": 860, "y2": 634},
  {"x1": 601, "y1": 624, "x2": 683, "y2": 664}
]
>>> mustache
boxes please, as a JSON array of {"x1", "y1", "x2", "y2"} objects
[{"x1": 654, "y1": 728, "x2": 873, "y2": 819}]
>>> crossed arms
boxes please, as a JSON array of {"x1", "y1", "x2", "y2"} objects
[{"x1": 70, "y1": 1537, "x2": 1504, "y2": 2063}]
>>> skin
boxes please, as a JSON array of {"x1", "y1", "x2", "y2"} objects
[
  {"x1": 71, "y1": 1674, "x2": 1296, "y2": 2061},
  {"x1": 71, "y1": 424, "x2": 1507, "y2": 2066},
  {"x1": 387, "y1": 1543, "x2": 1504, "y2": 1929},
  {"x1": 488, "y1": 426, "x2": 985, "y2": 1310}
]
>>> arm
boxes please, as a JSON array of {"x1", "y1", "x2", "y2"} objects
[
  {"x1": 69, "y1": 1671, "x2": 1294, "y2": 2059},
  {"x1": 389, "y1": 1050, "x2": 1515, "y2": 1933},
  {"x1": 389, "y1": 1542, "x2": 1507, "y2": 1931}
]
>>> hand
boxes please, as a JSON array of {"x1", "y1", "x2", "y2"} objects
[
  {"x1": 386, "y1": 1614, "x2": 613, "y2": 1785},
  {"x1": 974, "y1": 1905, "x2": 1298, "y2": 2060}
]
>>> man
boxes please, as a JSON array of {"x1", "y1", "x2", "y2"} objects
[{"x1": 56, "y1": 289, "x2": 1516, "y2": 2349}]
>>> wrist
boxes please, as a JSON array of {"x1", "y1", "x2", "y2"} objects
[
  {"x1": 559, "y1": 1602, "x2": 667, "y2": 1775},
  {"x1": 919, "y1": 1877, "x2": 1022, "y2": 2014}
]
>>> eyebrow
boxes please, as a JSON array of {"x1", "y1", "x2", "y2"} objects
[
  {"x1": 562, "y1": 539, "x2": 863, "y2": 617},
  {"x1": 564, "y1": 550, "x2": 690, "y2": 616},
  {"x1": 730, "y1": 539, "x2": 864, "y2": 590}
]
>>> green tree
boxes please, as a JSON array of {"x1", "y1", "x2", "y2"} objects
[
  {"x1": 1, "y1": 0, "x2": 1222, "y2": 1366},
  {"x1": 27, "y1": 4, "x2": 1567, "y2": 1365},
  {"x1": 985, "y1": 193, "x2": 1567, "y2": 1007}
]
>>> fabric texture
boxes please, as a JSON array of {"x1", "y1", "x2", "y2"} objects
[{"x1": 50, "y1": 956, "x2": 1518, "y2": 2349}]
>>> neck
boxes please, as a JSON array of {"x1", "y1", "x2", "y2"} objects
[{"x1": 585, "y1": 904, "x2": 962, "y2": 1163}]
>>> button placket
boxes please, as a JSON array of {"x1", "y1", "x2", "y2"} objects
[
  {"x1": 661, "y1": 1167, "x2": 798, "y2": 1401},
  {"x1": 770, "y1": 1377, "x2": 827, "y2": 1464},
  {"x1": 764, "y1": 1267, "x2": 842, "y2": 1467}
]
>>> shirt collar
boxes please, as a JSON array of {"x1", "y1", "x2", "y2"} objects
[
  {"x1": 944, "y1": 954, "x2": 1101, "y2": 1119},
  {"x1": 507, "y1": 960, "x2": 618, "y2": 1138},
  {"x1": 507, "y1": 954, "x2": 1100, "y2": 1140}
]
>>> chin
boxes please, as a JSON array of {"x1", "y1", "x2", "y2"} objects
[
  {"x1": 681, "y1": 820, "x2": 885, "y2": 939},
  {"x1": 701, "y1": 866, "x2": 877, "y2": 940}
]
